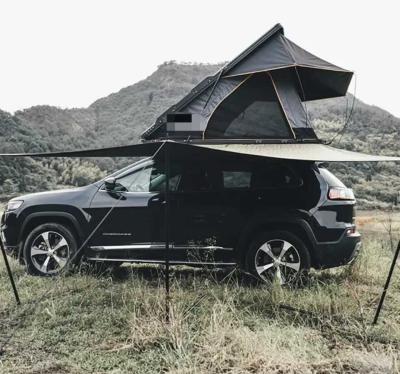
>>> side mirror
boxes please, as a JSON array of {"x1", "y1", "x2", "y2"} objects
[{"x1": 104, "y1": 177, "x2": 116, "y2": 191}]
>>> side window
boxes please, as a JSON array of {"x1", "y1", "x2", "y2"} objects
[
  {"x1": 223, "y1": 171, "x2": 251, "y2": 189},
  {"x1": 116, "y1": 166, "x2": 153, "y2": 192},
  {"x1": 149, "y1": 165, "x2": 181, "y2": 192},
  {"x1": 251, "y1": 164, "x2": 303, "y2": 189},
  {"x1": 178, "y1": 167, "x2": 214, "y2": 192},
  {"x1": 115, "y1": 163, "x2": 182, "y2": 192}
]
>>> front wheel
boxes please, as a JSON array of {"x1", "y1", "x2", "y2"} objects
[
  {"x1": 23, "y1": 223, "x2": 78, "y2": 276},
  {"x1": 245, "y1": 231, "x2": 310, "y2": 285}
]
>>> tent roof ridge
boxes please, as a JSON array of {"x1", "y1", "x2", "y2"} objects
[
  {"x1": 221, "y1": 23, "x2": 284, "y2": 76},
  {"x1": 223, "y1": 63, "x2": 353, "y2": 79},
  {"x1": 284, "y1": 37, "x2": 351, "y2": 73},
  {"x1": 280, "y1": 34, "x2": 297, "y2": 65}
]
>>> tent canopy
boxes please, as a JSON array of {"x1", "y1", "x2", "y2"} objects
[
  {"x1": 197, "y1": 143, "x2": 400, "y2": 162},
  {"x1": 142, "y1": 24, "x2": 353, "y2": 142},
  {"x1": 0, "y1": 143, "x2": 163, "y2": 158},
  {"x1": 1, "y1": 141, "x2": 398, "y2": 163}
]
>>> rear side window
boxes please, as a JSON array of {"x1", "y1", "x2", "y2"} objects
[
  {"x1": 251, "y1": 164, "x2": 302, "y2": 189},
  {"x1": 178, "y1": 167, "x2": 214, "y2": 192},
  {"x1": 219, "y1": 163, "x2": 302, "y2": 190},
  {"x1": 223, "y1": 171, "x2": 252, "y2": 189}
]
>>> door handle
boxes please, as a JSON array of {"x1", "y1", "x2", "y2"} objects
[
  {"x1": 193, "y1": 214, "x2": 206, "y2": 223},
  {"x1": 150, "y1": 196, "x2": 165, "y2": 203}
]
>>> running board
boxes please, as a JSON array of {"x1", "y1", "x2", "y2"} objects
[
  {"x1": 85, "y1": 257, "x2": 237, "y2": 267},
  {"x1": 89, "y1": 244, "x2": 233, "y2": 251}
]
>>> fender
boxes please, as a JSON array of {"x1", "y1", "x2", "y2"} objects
[
  {"x1": 236, "y1": 210, "x2": 318, "y2": 260},
  {"x1": 19, "y1": 211, "x2": 85, "y2": 242}
]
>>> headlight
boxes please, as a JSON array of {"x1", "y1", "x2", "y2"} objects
[{"x1": 6, "y1": 200, "x2": 23, "y2": 211}]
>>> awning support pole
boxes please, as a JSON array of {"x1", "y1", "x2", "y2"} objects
[
  {"x1": 164, "y1": 141, "x2": 171, "y2": 323},
  {"x1": 372, "y1": 240, "x2": 400, "y2": 325},
  {"x1": 0, "y1": 237, "x2": 20, "y2": 306}
]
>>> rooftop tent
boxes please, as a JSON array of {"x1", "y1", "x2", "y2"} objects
[{"x1": 141, "y1": 24, "x2": 353, "y2": 142}]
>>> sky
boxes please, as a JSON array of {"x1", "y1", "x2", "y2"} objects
[{"x1": 0, "y1": 0, "x2": 400, "y2": 116}]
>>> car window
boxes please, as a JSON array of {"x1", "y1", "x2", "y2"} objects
[
  {"x1": 115, "y1": 165, "x2": 153, "y2": 192},
  {"x1": 178, "y1": 167, "x2": 214, "y2": 192},
  {"x1": 115, "y1": 162, "x2": 182, "y2": 192},
  {"x1": 149, "y1": 165, "x2": 181, "y2": 192},
  {"x1": 99, "y1": 158, "x2": 152, "y2": 183},
  {"x1": 223, "y1": 171, "x2": 252, "y2": 189},
  {"x1": 251, "y1": 164, "x2": 302, "y2": 189},
  {"x1": 218, "y1": 163, "x2": 302, "y2": 190}
]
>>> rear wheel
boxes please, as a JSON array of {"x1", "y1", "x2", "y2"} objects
[
  {"x1": 23, "y1": 223, "x2": 77, "y2": 276},
  {"x1": 245, "y1": 231, "x2": 310, "y2": 285}
]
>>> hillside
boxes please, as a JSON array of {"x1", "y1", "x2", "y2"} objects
[
  {"x1": 12, "y1": 63, "x2": 221, "y2": 151},
  {"x1": 0, "y1": 62, "x2": 399, "y2": 208}
]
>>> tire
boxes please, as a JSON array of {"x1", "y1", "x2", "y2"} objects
[
  {"x1": 245, "y1": 230, "x2": 310, "y2": 286},
  {"x1": 23, "y1": 223, "x2": 78, "y2": 276}
]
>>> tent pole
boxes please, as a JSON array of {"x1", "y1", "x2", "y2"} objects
[
  {"x1": 0, "y1": 237, "x2": 20, "y2": 305},
  {"x1": 164, "y1": 141, "x2": 171, "y2": 323},
  {"x1": 372, "y1": 240, "x2": 400, "y2": 325}
]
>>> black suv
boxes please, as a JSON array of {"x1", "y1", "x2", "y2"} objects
[{"x1": 1, "y1": 154, "x2": 361, "y2": 283}]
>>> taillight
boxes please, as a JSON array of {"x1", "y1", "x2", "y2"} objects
[
  {"x1": 328, "y1": 187, "x2": 355, "y2": 201},
  {"x1": 346, "y1": 226, "x2": 356, "y2": 235}
]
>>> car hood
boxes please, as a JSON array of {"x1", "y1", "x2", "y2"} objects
[{"x1": 10, "y1": 185, "x2": 97, "y2": 205}]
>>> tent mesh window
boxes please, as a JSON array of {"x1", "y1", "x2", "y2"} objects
[{"x1": 204, "y1": 73, "x2": 293, "y2": 139}]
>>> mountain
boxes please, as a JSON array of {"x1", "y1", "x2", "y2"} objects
[
  {"x1": 0, "y1": 62, "x2": 399, "y2": 208},
  {"x1": 12, "y1": 63, "x2": 221, "y2": 151}
]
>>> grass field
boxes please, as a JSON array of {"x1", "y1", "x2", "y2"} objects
[{"x1": 0, "y1": 212, "x2": 400, "y2": 373}]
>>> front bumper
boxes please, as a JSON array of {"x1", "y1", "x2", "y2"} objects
[
  {"x1": 0, "y1": 225, "x2": 18, "y2": 257},
  {"x1": 313, "y1": 231, "x2": 361, "y2": 269},
  {"x1": 1, "y1": 209, "x2": 20, "y2": 257}
]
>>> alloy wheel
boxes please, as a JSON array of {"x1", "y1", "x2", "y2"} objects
[
  {"x1": 30, "y1": 231, "x2": 70, "y2": 275},
  {"x1": 255, "y1": 239, "x2": 301, "y2": 285}
]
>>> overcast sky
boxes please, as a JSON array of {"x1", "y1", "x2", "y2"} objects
[{"x1": 1, "y1": 0, "x2": 399, "y2": 117}]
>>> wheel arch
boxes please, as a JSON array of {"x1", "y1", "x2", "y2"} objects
[
  {"x1": 18, "y1": 212, "x2": 85, "y2": 259},
  {"x1": 237, "y1": 217, "x2": 318, "y2": 268}
]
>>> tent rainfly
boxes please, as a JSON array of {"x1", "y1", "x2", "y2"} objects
[{"x1": 141, "y1": 23, "x2": 353, "y2": 142}]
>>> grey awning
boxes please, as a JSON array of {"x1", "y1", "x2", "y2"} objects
[
  {"x1": 0, "y1": 142, "x2": 164, "y2": 158},
  {"x1": 0, "y1": 141, "x2": 398, "y2": 162},
  {"x1": 196, "y1": 143, "x2": 400, "y2": 162}
]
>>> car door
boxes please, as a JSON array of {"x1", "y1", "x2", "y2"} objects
[
  {"x1": 212, "y1": 161, "x2": 256, "y2": 250},
  {"x1": 87, "y1": 160, "x2": 167, "y2": 260},
  {"x1": 170, "y1": 162, "x2": 234, "y2": 263}
]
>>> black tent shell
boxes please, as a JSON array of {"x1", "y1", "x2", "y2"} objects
[{"x1": 142, "y1": 24, "x2": 353, "y2": 142}]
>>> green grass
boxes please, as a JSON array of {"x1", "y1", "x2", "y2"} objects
[{"x1": 1, "y1": 235, "x2": 400, "y2": 373}]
